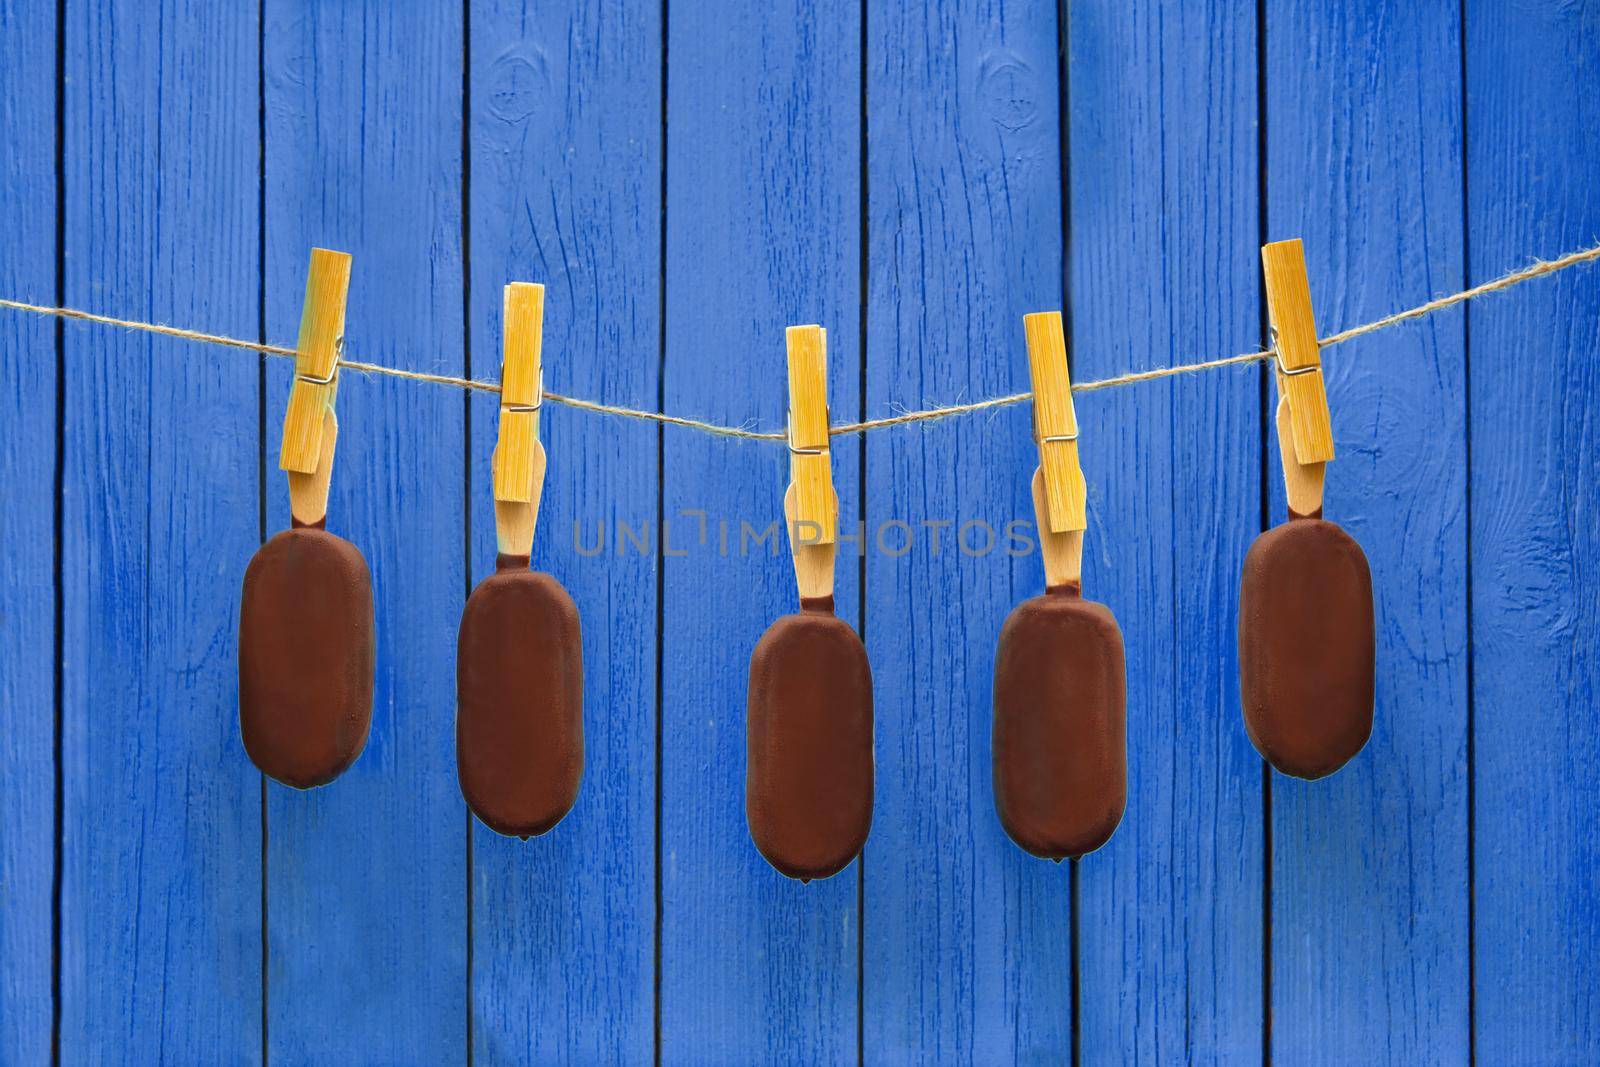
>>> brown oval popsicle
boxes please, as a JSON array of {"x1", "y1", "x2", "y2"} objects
[
  {"x1": 456, "y1": 554, "x2": 583, "y2": 838},
  {"x1": 746, "y1": 324, "x2": 873, "y2": 881},
  {"x1": 993, "y1": 580, "x2": 1127, "y2": 859},
  {"x1": 241, "y1": 246, "x2": 371, "y2": 789},
  {"x1": 239, "y1": 518, "x2": 374, "y2": 789},
  {"x1": 992, "y1": 458, "x2": 1127, "y2": 859},
  {"x1": 1247, "y1": 236, "x2": 1375, "y2": 779},
  {"x1": 1239, "y1": 510, "x2": 1373, "y2": 779},
  {"x1": 457, "y1": 280, "x2": 584, "y2": 838},
  {"x1": 747, "y1": 593, "x2": 873, "y2": 881},
  {"x1": 993, "y1": 313, "x2": 1127, "y2": 860}
]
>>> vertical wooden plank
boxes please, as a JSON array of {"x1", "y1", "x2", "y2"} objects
[
  {"x1": 58, "y1": 1, "x2": 262, "y2": 1062},
  {"x1": 1468, "y1": 4, "x2": 1600, "y2": 1062},
  {"x1": 661, "y1": 1, "x2": 861, "y2": 1061},
  {"x1": 1266, "y1": 3, "x2": 1470, "y2": 1062},
  {"x1": 863, "y1": 1, "x2": 1069, "y2": 1061},
  {"x1": 466, "y1": 2, "x2": 659, "y2": 1062},
  {"x1": 263, "y1": 5, "x2": 466, "y2": 1063},
  {"x1": 0, "y1": 2, "x2": 56, "y2": 1061},
  {"x1": 1067, "y1": 3, "x2": 1263, "y2": 1062}
]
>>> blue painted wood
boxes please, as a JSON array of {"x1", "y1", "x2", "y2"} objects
[
  {"x1": 8, "y1": 4, "x2": 1600, "y2": 1062},
  {"x1": 0, "y1": 1, "x2": 56, "y2": 1061},
  {"x1": 862, "y1": 2, "x2": 1069, "y2": 1062},
  {"x1": 58, "y1": 2, "x2": 262, "y2": 1063},
  {"x1": 1067, "y1": 3, "x2": 1264, "y2": 1062},
  {"x1": 1467, "y1": 3, "x2": 1600, "y2": 1062},
  {"x1": 660, "y1": 1, "x2": 862, "y2": 1061},
  {"x1": 262, "y1": 5, "x2": 466, "y2": 1063},
  {"x1": 1266, "y1": 4, "x2": 1471, "y2": 1062},
  {"x1": 466, "y1": 2, "x2": 659, "y2": 1063}
]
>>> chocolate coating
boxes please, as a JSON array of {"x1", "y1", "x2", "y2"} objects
[
  {"x1": 746, "y1": 596, "x2": 873, "y2": 881},
  {"x1": 239, "y1": 523, "x2": 374, "y2": 789},
  {"x1": 1239, "y1": 516, "x2": 1374, "y2": 779},
  {"x1": 456, "y1": 555, "x2": 584, "y2": 838},
  {"x1": 992, "y1": 584, "x2": 1127, "y2": 859}
]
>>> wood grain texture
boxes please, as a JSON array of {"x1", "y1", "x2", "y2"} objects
[
  {"x1": 490, "y1": 282, "x2": 544, "y2": 507},
  {"x1": 467, "y1": 1, "x2": 659, "y2": 1062},
  {"x1": 1024, "y1": 311, "x2": 1087, "y2": 534},
  {"x1": 1032, "y1": 472, "x2": 1085, "y2": 590},
  {"x1": 1276, "y1": 397, "x2": 1326, "y2": 518},
  {"x1": 0, "y1": 1, "x2": 56, "y2": 1060},
  {"x1": 263, "y1": 4, "x2": 467, "y2": 1062},
  {"x1": 5, "y1": 4, "x2": 1597, "y2": 1062},
  {"x1": 662, "y1": 0, "x2": 861, "y2": 1061},
  {"x1": 1068, "y1": 2, "x2": 1264, "y2": 1062},
  {"x1": 863, "y1": 1, "x2": 1070, "y2": 1061},
  {"x1": 58, "y1": 2, "x2": 263, "y2": 1062},
  {"x1": 285, "y1": 408, "x2": 339, "y2": 527},
  {"x1": 1467, "y1": 2, "x2": 1600, "y2": 1061},
  {"x1": 786, "y1": 324, "x2": 838, "y2": 543},
  {"x1": 1267, "y1": 2, "x2": 1470, "y2": 1062},
  {"x1": 280, "y1": 248, "x2": 351, "y2": 474},
  {"x1": 785, "y1": 483, "x2": 840, "y2": 602},
  {"x1": 1262, "y1": 238, "x2": 1335, "y2": 464}
]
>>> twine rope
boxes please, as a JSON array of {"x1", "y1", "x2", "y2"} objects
[{"x1": 3, "y1": 241, "x2": 1597, "y2": 442}]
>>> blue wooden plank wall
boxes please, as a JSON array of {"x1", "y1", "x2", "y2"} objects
[
  {"x1": 467, "y1": 3, "x2": 659, "y2": 1063},
  {"x1": 59, "y1": 3, "x2": 263, "y2": 1062},
  {"x1": 1467, "y1": 4, "x2": 1600, "y2": 1062},
  {"x1": 662, "y1": 3, "x2": 862, "y2": 1060},
  {"x1": 1266, "y1": 5, "x2": 1470, "y2": 1063},
  {"x1": 1, "y1": 2, "x2": 1598, "y2": 1064},
  {"x1": 864, "y1": 2, "x2": 1068, "y2": 1061},
  {"x1": 1069, "y1": 4, "x2": 1263, "y2": 1062},
  {"x1": 263, "y1": 6, "x2": 467, "y2": 1063},
  {"x1": 0, "y1": 2, "x2": 56, "y2": 1062}
]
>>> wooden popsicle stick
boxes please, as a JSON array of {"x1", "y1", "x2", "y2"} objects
[
  {"x1": 1032, "y1": 467, "x2": 1083, "y2": 589},
  {"x1": 1277, "y1": 395, "x2": 1326, "y2": 516},
  {"x1": 494, "y1": 499, "x2": 537, "y2": 558},
  {"x1": 784, "y1": 483, "x2": 837, "y2": 601},
  {"x1": 287, "y1": 409, "x2": 338, "y2": 526}
]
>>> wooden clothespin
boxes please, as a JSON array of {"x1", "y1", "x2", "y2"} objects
[
  {"x1": 1261, "y1": 239, "x2": 1334, "y2": 516},
  {"x1": 491, "y1": 283, "x2": 547, "y2": 557},
  {"x1": 1023, "y1": 311, "x2": 1086, "y2": 589},
  {"x1": 280, "y1": 248, "x2": 352, "y2": 526},
  {"x1": 783, "y1": 325, "x2": 837, "y2": 601}
]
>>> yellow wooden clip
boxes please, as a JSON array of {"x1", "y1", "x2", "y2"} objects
[
  {"x1": 1261, "y1": 238, "x2": 1333, "y2": 515},
  {"x1": 1023, "y1": 311, "x2": 1086, "y2": 588},
  {"x1": 783, "y1": 324, "x2": 837, "y2": 601},
  {"x1": 491, "y1": 282, "x2": 547, "y2": 557},
  {"x1": 280, "y1": 248, "x2": 352, "y2": 526}
]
